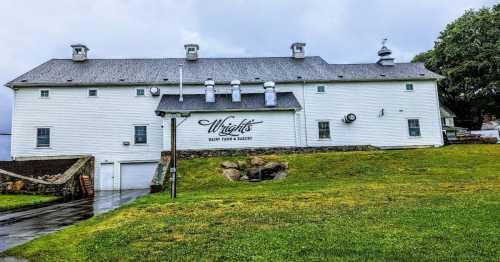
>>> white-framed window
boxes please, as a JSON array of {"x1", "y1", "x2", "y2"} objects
[
  {"x1": 88, "y1": 88, "x2": 98, "y2": 97},
  {"x1": 40, "y1": 89, "x2": 50, "y2": 98},
  {"x1": 134, "y1": 125, "x2": 147, "y2": 144},
  {"x1": 408, "y1": 119, "x2": 421, "y2": 137},
  {"x1": 317, "y1": 85, "x2": 326, "y2": 93},
  {"x1": 405, "y1": 83, "x2": 414, "y2": 91},
  {"x1": 318, "y1": 121, "x2": 331, "y2": 139},
  {"x1": 136, "y1": 88, "x2": 145, "y2": 96},
  {"x1": 36, "y1": 127, "x2": 51, "y2": 147}
]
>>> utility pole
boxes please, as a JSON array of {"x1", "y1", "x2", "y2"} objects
[{"x1": 170, "y1": 115, "x2": 177, "y2": 198}]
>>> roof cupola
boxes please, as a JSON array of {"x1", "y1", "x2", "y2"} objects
[
  {"x1": 184, "y1": 44, "x2": 199, "y2": 61},
  {"x1": 377, "y1": 38, "x2": 395, "y2": 66},
  {"x1": 71, "y1": 44, "x2": 89, "y2": 62},
  {"x1": 291, "y1": 42, "x2": 306, "y2": 59}
]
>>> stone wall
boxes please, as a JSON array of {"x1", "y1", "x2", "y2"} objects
[
  {"x1": 0, "y1": 158, "x2": 77, "y2": 178},
  {"x1": 162, "y1": 145, "x2": 377, "y2": 160},
  {"x1": 0, "y1": 156, "x2": 94, "y2": 197}
]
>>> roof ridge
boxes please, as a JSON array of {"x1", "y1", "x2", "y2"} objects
[
  {"x1": 50, "y1": 56, "x2": 323, "y2": 61},
  {"x1": 328, "y1": 62, "x2": 419, "y2": 66}
]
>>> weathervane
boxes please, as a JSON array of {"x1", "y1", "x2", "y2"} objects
[{"x1": 382, "y1": 38, "x2": 388, "y2": 47}]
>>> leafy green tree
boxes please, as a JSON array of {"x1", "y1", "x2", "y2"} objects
[{"x1": 413, "y1": 4, "x2": 499, "y2": 128}]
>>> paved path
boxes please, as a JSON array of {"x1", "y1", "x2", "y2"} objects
[{"x1": 0, "y1": 190, "x2": 149, "y2": 252}]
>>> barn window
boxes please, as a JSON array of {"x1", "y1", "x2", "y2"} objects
[
  {"x1": 36, "y1": 128, "x2": 50, "y2": 147},
  {"x1": 408, "y1": 119, "x2": 421, "y2": 137},
  {"x1": 136, "y1": 89, "x2": 145, "y2": 96},
  {"x1": 317, "y1": 86, "x2": 326, "y2": 93},
  {"x1": 134, "y1": 126, "x2": 147, "y2": 144},
  {"x1": 88, "y1": 89, "x2": 98, "y2": 97},
  {"x1": 40, "y1": 89, "x2": 49, "y2": 98},
  {"x1": 318, "y1": 121, "x2": 331, "y2": 139},
  {"x1": 406, "y1": 83, "x2": 414, "y2": 91}
]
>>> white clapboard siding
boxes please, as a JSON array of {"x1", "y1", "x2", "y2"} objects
[
  {"x1": 162, "y1": 111, "x2": 297, "y2": 150},
  {"x1": 11, "y1": 80, "x2": 443, "y2": 190}
]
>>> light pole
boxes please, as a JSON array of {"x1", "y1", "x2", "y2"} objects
[{"x1": 170, "y1": 114, "x2": 177, "y2": 198}]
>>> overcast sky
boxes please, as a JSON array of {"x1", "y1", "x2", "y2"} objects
[{"x1": 0, "y1": 0, "x2": 496, "y2": 159}]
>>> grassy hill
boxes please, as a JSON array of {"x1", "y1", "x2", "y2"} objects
[
  {"x1": 3, "y1": 145, "x2": 500, "y2": 261},
  {"x1": 0, "y1": 194, "x2": 60, "y2": 212}
]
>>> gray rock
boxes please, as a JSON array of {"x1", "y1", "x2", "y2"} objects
[
  {"x1": 222, "y1": 168, "x2": 241, "y2": 181},
  {"x1": 273, "y1": 171, "x2": 288, "y2": 180},
  {"x1": 221, "y1": 161, "x2": 239, "y2": 169}
]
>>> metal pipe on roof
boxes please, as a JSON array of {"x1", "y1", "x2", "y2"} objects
[{"x1": 178, "y1": 64, "x2": 184, "y2": 102}]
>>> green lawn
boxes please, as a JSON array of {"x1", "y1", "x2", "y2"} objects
[
  {"x1": 3, "y1": 145, "x2": 500, "y2": 261},
  {"x1": 0, "y1": 194, "x2": 60, "y2": 212}
]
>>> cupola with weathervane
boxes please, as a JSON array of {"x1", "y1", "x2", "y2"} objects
[
  {"x1": 377, "y1": 38, "x2": 395, "y2": 66},
  {"x1": 71, "y1": 44, "x2": 89, "y2": 62}
]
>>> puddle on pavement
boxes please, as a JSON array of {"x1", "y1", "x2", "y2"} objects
[{"x1": 0, "y1": 189, "x2": 149, "y2": 252}]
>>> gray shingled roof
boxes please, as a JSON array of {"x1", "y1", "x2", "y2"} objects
[
  {"x1": 327, "y1": 63, "x2": 443, "y2": 81},
  {"x1": 6, "y1": 56, "x2": 442, "y2": 87},
  {"x1": 155, "y1": 92, "x2": 301, "y2": 115}
]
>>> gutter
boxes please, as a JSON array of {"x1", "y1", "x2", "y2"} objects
[
  {"x1": 6, "y1": 77, "x2": 444, "y2": 89},
  {"x1": 155, "y1": 107, "x2": 301, "y2": 117}
]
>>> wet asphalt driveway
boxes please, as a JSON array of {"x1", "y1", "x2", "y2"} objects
[{"x1": 0, "y1": 190, "x2": 149, "y2": 252}]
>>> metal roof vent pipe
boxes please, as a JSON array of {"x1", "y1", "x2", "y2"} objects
[
  {"x1": 377, "y1": 38, "x2": 395, "y2": 66},
  {"x1": 204, "y1": 79, "x2": 216, "y2": 103},
  {"x1": 184, "y1": 44, "x2": 199, "y2": 61},
  {"x1": 264, "y1": 81, "x2": 277, "y2": 107},
  {"x1": 291, "y1": 42, "x2": 306, "y2": 59},
  {"x1": 231, "y1": 80, "x2": 241, "y2": 102},
  {"x1": 71, "y1": 44, "x2": 89, "y2": 62}
]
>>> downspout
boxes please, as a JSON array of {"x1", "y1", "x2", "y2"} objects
[
  {"x1": 434, "y1": 81, "x2": 444, "y2": 146},
  {"x1": 302, "y1": 80, "x2": 309, "y2": 147},
  {"x1": 10, "y1": 88, "x2": 16, "y2": 160},
  {"x1": 293, "y1": 111, "x2": 297, "y2": 146}
]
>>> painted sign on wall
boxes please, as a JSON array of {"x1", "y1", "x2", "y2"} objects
[{"x1": 198, "y1": 116, "x2": 263, "y2": 142}]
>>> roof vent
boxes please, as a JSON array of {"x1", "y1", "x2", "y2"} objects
[
  {"x1": 231, "y1": 80, "x2": 241, "y2": 103},
  {"x1": 291, "y1": 42, "x2": 306, "y2": 59},
  {"x1": 264, "y1": 81, "x2": 277, "y2": 107},
  {"x1": 204, "y1": 79, "x2": 215, "y2": 103},
  {"x1": 377, "y1": 38, "x2": 395, "y2": 66},
  {"x1": 184, "y1": 44, "x2": 199, "y2": 61},
  {"x1": 71, "y1": 44, "x2": 89, "y2": 62}
]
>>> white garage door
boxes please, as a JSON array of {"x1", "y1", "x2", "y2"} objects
[
  {"x1": 120, "y1": 162, "x2": 157, "y2": 190},
  {"x1": 97, "y1": 163, "x2": 114, "y2": 191}
]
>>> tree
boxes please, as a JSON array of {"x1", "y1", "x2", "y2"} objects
[{"x1": 413, "y1": 4, "x2": 499, "y2": 129}]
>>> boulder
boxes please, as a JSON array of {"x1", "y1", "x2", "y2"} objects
[
  {"x1": 273, "y1": 171, "x2": 288, "y2": 180},
  {"x1": 12, "y1": 180, "x2": 25, "y2": 191},
  {"x1": 5, "y1": 181, "x2": 13, "y2": 191},
  {"x1": 222, "y1": 168, "x2": 241, "y2": 181},
  {"x1": 246, "y1": 161, "x2": 288, "y2": 180},
  {"x1": 237, "y1": 160, "x2": 248, "y2": 170},
  {"x1": 250, "y1": 156, "x2": 266, "y2": 166},
  {"x1": 221, "y1": 161, "x2": 239, "y2": 169}
]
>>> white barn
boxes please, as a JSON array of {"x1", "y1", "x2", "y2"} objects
[{"x1": 6, "y1": 43, "x2": 444, "y2": 191}]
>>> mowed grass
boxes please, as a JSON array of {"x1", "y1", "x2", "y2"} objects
[
  {"x1": 0, "y1": 194, "x2": 60, "y2": 212},
  {"x1": 3, "y1": 145, "x2": 500, "y2": 261}
]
